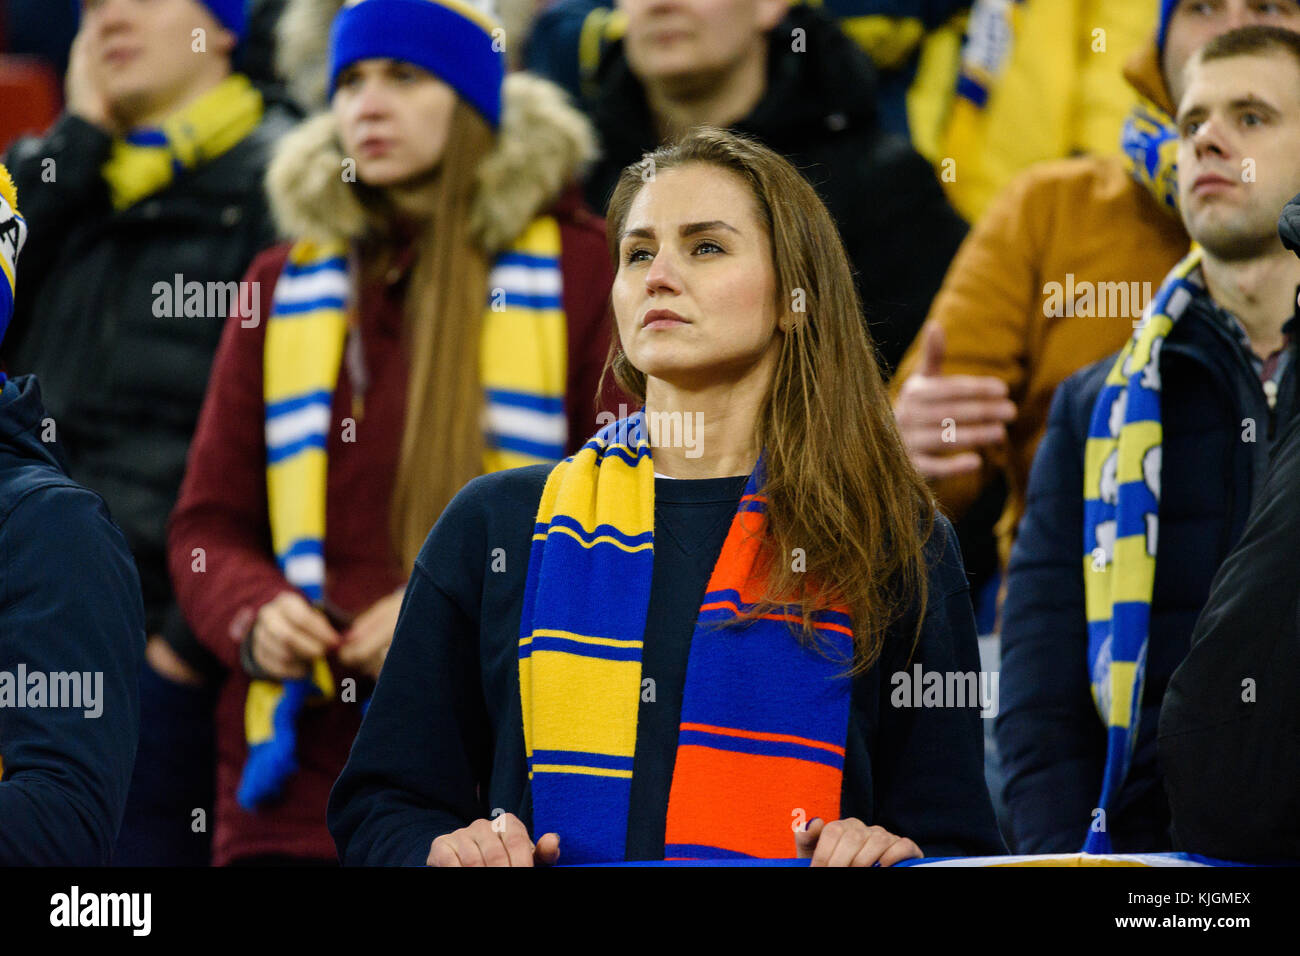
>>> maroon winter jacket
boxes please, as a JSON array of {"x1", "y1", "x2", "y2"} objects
[{"x1": 168, "y1": 188, "x2": 619, "y2": 864}]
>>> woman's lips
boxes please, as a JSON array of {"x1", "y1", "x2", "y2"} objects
[{"x1": 642, "y1": 309, "x2": 687, "y2": 330}]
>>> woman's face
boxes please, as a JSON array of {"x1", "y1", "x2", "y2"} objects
[
  {"x1": 332, "y1": 59, "x2": 457, "y2": 188},
  {"x1": 612, "y1": 163, "x2": 782, "y2": 391}
]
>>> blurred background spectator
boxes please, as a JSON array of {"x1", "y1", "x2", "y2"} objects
[{"x1": 1, "y1": 0, "x2": 299, "y2": 865}]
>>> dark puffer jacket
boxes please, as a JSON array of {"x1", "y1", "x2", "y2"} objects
[
  {"x1": 1159, "y1": 406, "x2": 1300, "y2": 863},
  {"x1": 0, "y1": 93, "x2": 298, "y2": 673},
  {"x1": 996, "y1": 292, "x2": 1299, "y2": 854},
  {"x1": 578, "y1": 4, "x2": 967, "y2": 374}
]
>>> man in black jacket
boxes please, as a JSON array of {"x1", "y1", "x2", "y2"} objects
[
  {"x1": 1157, "y1": 191, "x2": 1300, "y2": 864},
  {"x1": 574, "y1": 0, "x2": 966, "y2": 374},
  {"x1": 997, "y1": 25, "x2": 1300, "y2": 855},
  {"x1": 0, "y1": 165, "x2": 147, "y2": 865},
  {"x1": 1, "y1": 0, "x2": 296, "y2": 865}
]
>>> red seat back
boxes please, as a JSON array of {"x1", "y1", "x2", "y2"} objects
[{"x1": 0, "y1": 56, "x2": 61, "y2": 153}]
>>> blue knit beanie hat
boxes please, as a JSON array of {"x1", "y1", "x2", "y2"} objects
[
  {"x1": 0, "y1": 165, "x2": 28, "y2": 389},
  {"x1": 71, "y1": 0, "x2": 248, "y2": 41},
  {"x1": 328, "y1": 0, "x2": 506, "y2": 129},
  {"x1": 198, "y1": 0, "x2": 248, "y2": 39}
]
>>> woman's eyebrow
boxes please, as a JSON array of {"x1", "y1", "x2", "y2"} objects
[
  {"x1": 620, "y1": 221, "x2": 740, "y2": 242},
  {"x1": 681, "y1": 220, "x2": 740, "y2": 237}
]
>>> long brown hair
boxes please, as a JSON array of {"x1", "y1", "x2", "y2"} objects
[
  {"x1": 603, "y1": 128, "x2": 938, "y2": 672},
  {"x1": 383, "y1": 99, "x2": 496, "y2": 570}
]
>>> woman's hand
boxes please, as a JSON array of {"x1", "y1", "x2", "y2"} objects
[
  {"x1": 427, "y1": 813, "x2": 561, "y2": 867},
  {"x1": 338, "y1": 589, "x2": 404, "y2": 680},
  {"x1": 249, "y1": 591, "x2": 341, "y2": 680},
  {"x1": 794, "y1": 817, "x2": 923, "y2": 867}
]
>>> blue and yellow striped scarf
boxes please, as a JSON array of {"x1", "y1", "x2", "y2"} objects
[
  {"x1": 237, "y1": 217, "x2": 569, "y2": 811},
  {"x1": 1082, "y1": 247, "x2": 1202, "y2": 853},
  {"x1": 101, "y1": 74, "x2": 264, "y2": 211},
  {"x1": 520, "y1": 412, "x2": 853, "y2": 862}
]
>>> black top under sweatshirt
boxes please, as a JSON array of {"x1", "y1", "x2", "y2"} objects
[{"x1": 328, "y1": 466, "x2": 1004, "y2": 865}]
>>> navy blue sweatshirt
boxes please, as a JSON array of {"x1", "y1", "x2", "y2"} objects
[
  {"x1": 0, "y1": 374, "x2": 145, "y2": 864},
  {"x1": 328, "y1": 466, "x2": 1004, "y2": 865}
]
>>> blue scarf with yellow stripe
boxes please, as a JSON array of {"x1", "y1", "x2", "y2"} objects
[
  {"x1": 1082, "y1": 247, "x2": 1202, "y2": 853},
  {"x1": 520, "y1": 412, "x2": 853, "y2": 862},
  {"x1": 238, "y1": 216, "x2": 569, "y2": 810}
]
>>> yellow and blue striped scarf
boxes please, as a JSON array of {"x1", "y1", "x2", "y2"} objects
[
  {"x1": 101, "y1": 73, "x2": 264, "y2": 211},
  {"x1": 237, "y1": 217, "x2": 569, "y2": 810},
  {"x1": 520, "y1": 412, "x2": 853, "y2": 862},
  {"x1": 1082, "y1": 247, "x2": 1202, "y2": 853}
]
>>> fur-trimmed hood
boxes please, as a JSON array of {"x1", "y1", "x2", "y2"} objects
[{"x1": 265, "y1": 71, "x2": 599, "y2": 254}]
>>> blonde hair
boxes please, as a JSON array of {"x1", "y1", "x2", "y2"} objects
[{"x1": 385, "y1": 99, "x2": 496, "y2": 570}]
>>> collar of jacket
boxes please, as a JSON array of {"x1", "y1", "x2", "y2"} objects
[
  {"x1": 589, "y1": 5, "x2": 880, "y2": 159},
  {"x1": 265, "y1": 72, "x2": 598, "y2": 255},
  {"x1": 1163, "y1": 284, "x2": 1297, "y2": 410}
]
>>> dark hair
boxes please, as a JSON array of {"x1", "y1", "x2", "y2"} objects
[{"x1": 602, "y1": 128, "x2": 937, "y2": 672}]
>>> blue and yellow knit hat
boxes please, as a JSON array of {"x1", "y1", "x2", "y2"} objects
[
  {"x1": 328, "y1": 0, "x2": 506, "y2": 128},
  {"x1": 0, "y1": 165, "x2": 27, "y2": 363}
]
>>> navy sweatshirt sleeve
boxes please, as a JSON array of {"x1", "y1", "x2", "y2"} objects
[
  {"x1": 867, "y1": 522, "x2": 1005, "y2": 859},
  {"x1": 0, "y1": 482, "x2": 145, "y2": 865},
  {"x1": 996, "y1": 372, "x2": 1106, "y2": 853},
  {"x1": 328, "y1": 469, "x2": 515, "y2": 867}
]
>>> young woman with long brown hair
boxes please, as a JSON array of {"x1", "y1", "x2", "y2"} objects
[
  {"x1": 329, "y1": 127, "x2": 1003, "y2": 866},
  {"x1": 166, "y1": 0, "x2": 616, "y2": 864}
]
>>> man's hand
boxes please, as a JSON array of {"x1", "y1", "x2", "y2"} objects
[
  {"x1": 795, "y1": 817, "x2": 923, "y2": 867},
  {"x1": 249, "y1": 591, "x2": 341, "y2": 680},
  {"x1": 894, "y1": 322, "x2": 1016, "y2": 480},
  {"x1": 427, "y1": 813, "x2": 561, "y2": 867},
  {"x1": 337, "y1": 589, "x2": 403, "y2": 680},
  {"x1": 65, "y1": 26, "x2": 116, "y2": 133}
]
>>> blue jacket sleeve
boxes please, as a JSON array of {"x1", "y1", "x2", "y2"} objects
[
  {"x1": 995, "y1": 375, "x2": 1105, "y2": 853},
  {"x1": 0, "y1": 484, "x2": 145, "y2": 865}
]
